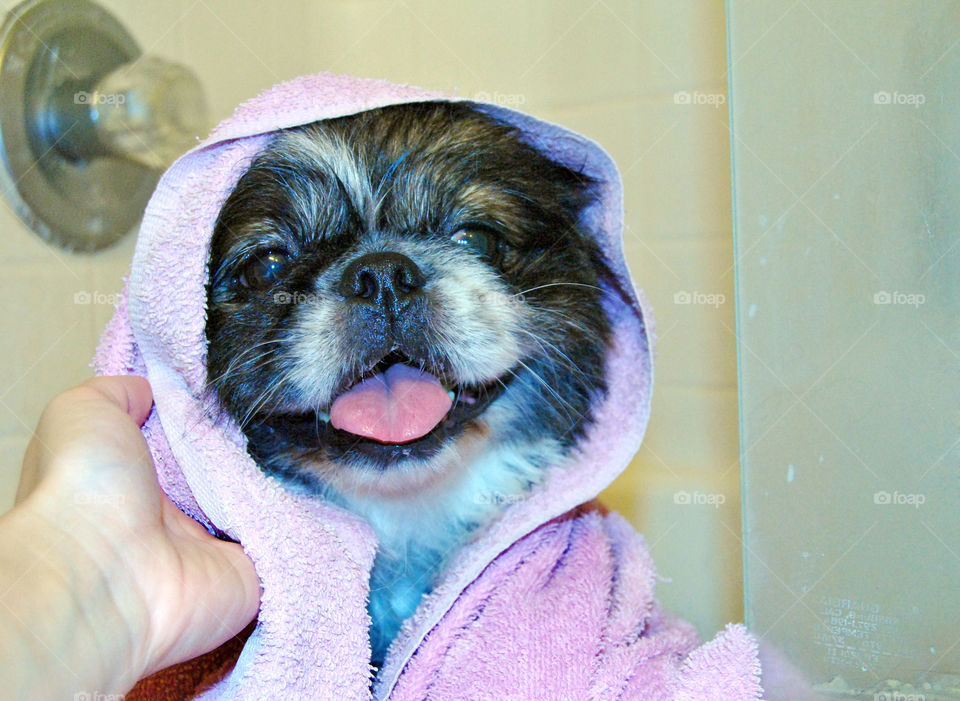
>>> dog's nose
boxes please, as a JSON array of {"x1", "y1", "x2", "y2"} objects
[{"x1": 337, "y1": 252, "x2": 426, "y2": 310}]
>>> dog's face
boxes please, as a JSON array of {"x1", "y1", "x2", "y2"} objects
[{"x1": 205, "y1": 103, "x2": 611, "y2": 500}]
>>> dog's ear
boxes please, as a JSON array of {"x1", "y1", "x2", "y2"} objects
[{"x1": 558, "y1": 171, "x2": 599, "y2": 228}]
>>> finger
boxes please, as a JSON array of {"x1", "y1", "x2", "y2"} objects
[
  {"x1": 17, "y1": 377, "x2": 154, "y2": 503},
  {"x1": 163, "y1": 501, "x2": 262, "y2": 615},
  {"x1": 80, "y1": 376, "x2": 154, "y2": 427},
  {"x1": 147, "y1": 502, "x2": 262, "y2": 673}
]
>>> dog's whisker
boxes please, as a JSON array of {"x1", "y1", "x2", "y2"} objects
[
  {"x1": 207, "y1": 338, "x2": 288, "y2": 388},
  {"x1": 515, "y1": 328, "x2": 602, "y2": 388},
  {"x1": 511, "y1": 359, "x2": 584, "y2": 424},
  {"x1": 236, "y1": 368, "x2": 294, "y2": 431},
  {"x1": 513, "y1": 282, "x2": 604, "y2": 296},
  {"x1": 213, "y1": 354, "x2": 286, "y2": 403},
  {"x1": 523, "y1": 304, "x2": 597, "y2": 338}
]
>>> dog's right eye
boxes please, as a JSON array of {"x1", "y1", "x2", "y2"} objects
[
  {"x1": 450, "y1": 227, "x2": 502, "y2": 264},
  {"x1": 236, "y1": 250, "x2": 290, "y2": 289}
]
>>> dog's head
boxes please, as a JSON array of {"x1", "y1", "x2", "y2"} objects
[{"x1": 205, "y1": 102, "x2": 611, "y2": 499}]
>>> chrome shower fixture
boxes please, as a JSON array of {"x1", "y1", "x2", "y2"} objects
[{"x1": 0, "y1": 0, "x2": 207, "y2": 251}]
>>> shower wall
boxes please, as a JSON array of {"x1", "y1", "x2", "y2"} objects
[
  {"x1": 0, "y1": 0, "x2": 741, "y2": 636},
  {"x1": 729, "y1": 1, "x2": 960, "y2": 697}
]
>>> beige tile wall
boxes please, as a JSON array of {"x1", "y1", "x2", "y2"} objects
[{"x1": 0, "y1": 0, "x2": 741, "y2": 635}]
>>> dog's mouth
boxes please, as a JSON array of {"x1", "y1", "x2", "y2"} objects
[
  {"x1": 328, "y1": 356, "x2": 453, "y2": 444},
  {"x1": 273, "y1": 351, "x2": 510, "y2": 464}
]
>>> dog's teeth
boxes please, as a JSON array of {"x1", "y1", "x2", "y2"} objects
[{"x1": 317, "y1": 410, "x2": 330, "y2": 423}]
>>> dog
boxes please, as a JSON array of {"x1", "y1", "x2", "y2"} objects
[{"x1": 204, "y1": 101, "x2": 612, "y2": 663}]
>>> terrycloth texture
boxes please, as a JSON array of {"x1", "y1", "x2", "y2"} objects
[
  {"x1": 94, "y1": 72, "x2": 762, "y2": 700},
  {"x1": 386, "y1": 507, "x2": 760, "y2": 701}
]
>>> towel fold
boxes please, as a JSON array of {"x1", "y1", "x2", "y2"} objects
[{"x1": 386, "y1": 505, "x2": 761, "y2": 701}]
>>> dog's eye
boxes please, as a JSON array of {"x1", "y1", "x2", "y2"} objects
[
  {"x1": 451, "y1": 227, "x2": 500, "y2": 262},
  {"x1": 237, "y1": 250, "x2": 290, "y2": 289}
]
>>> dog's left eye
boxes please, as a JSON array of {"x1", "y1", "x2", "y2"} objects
[
  {"x1": 237, "y1": 250, "x2": 290, "y2": 289},
  {"x1": 451, "y1": 227, "x2": 500, "y2": 262}
]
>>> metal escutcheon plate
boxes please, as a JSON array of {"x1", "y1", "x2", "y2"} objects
[{"x1": 0, "y1": 0, "x2": 158, "y2": 251}]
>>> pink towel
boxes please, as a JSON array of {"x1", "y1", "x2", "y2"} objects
[{"x1": 94, "y1": 72, "x2": 762, "y2": 700}]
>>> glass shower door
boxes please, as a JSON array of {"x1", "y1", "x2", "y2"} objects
[{"x1": 730, "y1": 2, "x2": 960, "y2": 698}]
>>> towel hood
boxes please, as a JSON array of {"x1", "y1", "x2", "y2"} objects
[{"x1": 96, "y1": 72, "x2": 655, "y2": 696}]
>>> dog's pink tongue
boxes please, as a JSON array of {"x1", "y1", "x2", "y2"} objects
[{"x1": 330, "y1": 364, "x2": 453, "y2": 443}]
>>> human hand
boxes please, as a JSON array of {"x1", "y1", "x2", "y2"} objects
[{"x1": 1, "y1": 376, "x2": 260, "y2": 698}]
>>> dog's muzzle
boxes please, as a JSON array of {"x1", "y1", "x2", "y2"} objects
[{"x1": 325, "y1": 251, "x2": 448, "y2": 444}]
